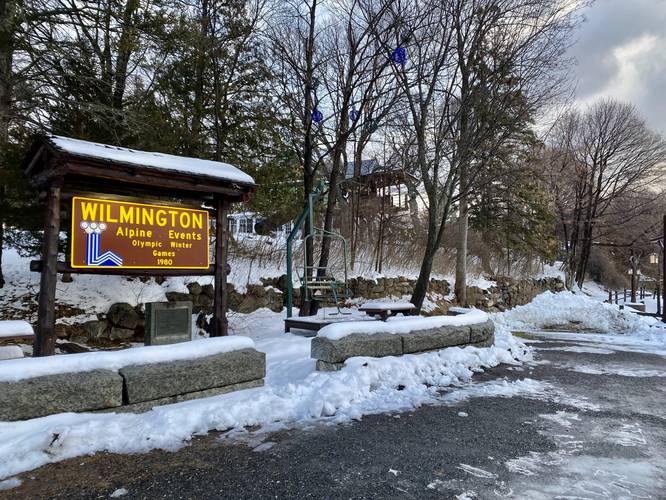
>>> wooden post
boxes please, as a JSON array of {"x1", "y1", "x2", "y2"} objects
[
  {"x1": 663, "y1": 215, "x2": 666, "y2": 323},
  {"x1": 212, "y1": 197, "x2": 229, "y2": 336},
  {"x1": 607, "y1": 290, "x2": 612, "y2": 303},
  {"x1": 614, "y1": 291, "x2": 618, "y2": 305},
  {"x1": 35, "y1": 184, "x2": 61, "y2": 356}
]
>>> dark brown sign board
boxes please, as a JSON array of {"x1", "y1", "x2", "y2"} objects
[{"x1": 70, "y1": 196, "x2": 209, "y2": 269}]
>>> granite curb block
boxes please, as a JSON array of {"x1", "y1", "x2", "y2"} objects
[
  {"x1": 119, "y1": 348, "x2": 266, "y2": 404},
  {"x1": 312, "y1": 320, "x2": 495, "y2": 370},
  {"x1": 0, "y1": 369, "x2": 124, "y2": 421},
  {"x1": 1, "y1": 347, "x2": 266, "y2": 421}
]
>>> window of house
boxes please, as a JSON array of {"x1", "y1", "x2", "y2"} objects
[{"x1": 239, "y1": 217, "x2": 254, "y2": 233}]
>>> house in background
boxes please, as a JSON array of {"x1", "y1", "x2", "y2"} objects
[
  {"x1": 227, "y1": 212, "x2": 294, "y2": 239},
  {"x1": 341, "y1": 158, "x2": 421, "y2": 213}
]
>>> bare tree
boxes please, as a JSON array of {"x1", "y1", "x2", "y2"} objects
[{"x1": 547, "y1": 99, "x2": 666, "y2": 288}]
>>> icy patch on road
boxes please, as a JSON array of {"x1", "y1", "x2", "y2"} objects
[
  {"x1": 538, "y1": 345, "x2": 616, "y2": 355},
  {"x1": 559, "y1": 363, "x2": 666, "y2": 378},
  {"x1": 458, "y1": 464, "x2": 497, "y2": 479},
  {"x1": 539, "y1": 411, "x2": 580, "y2": 428}
]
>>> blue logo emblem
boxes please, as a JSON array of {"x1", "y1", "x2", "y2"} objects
[{"x1": 80, "y1": 221, "x2": 123, "y2": 266}]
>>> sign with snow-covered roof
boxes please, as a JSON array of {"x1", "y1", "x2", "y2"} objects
[
  {"x1": 70, "y1": 196, "x2": 209, "y2": 269},
  {"x1": 24, "y1": 134, "x2": 256, "y2": 355}
]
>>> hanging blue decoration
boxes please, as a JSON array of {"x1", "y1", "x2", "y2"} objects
[
  {"x1": 311, "y1": 109, "x2": 323, "y2": 123},
  {"x1": 349, "y1": 108, "x2": 359, "y2": 122},
  {"x1": 391, "y1": 46, "x2": 407, "y2": 65}
]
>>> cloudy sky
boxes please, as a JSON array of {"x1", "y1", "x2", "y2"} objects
[{"x1": 569, "y1": 0, "x2": 666, "y2": 134}]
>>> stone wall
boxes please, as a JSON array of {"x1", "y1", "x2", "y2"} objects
[{"x1": 70, "y1": 275, "x2": 563, "y2": 345}]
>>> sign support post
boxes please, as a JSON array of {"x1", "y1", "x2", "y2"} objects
[
  {"x1": 35, "y1": 183, "x2": 62, "y2": 356},
  {"x1": 213, "y1": 197, "x2": 230, "y2": 336}
]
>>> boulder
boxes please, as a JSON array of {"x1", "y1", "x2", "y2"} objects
[
  {"x1": 84, "y1": 319, "x2": 110, "y2": 341},
  {"x1": 311, "y1": 333, "x2": 402, "y2": 364},
  {"x1": 119, "y1": 348, "x2": 266, "y2": 404},
  {"x1": 166, "y1": 291, "x2": 192, "y2": 302},
  {"x1": 187, "y1": 282, "x2": 203, "y2": 296},
  {"x1": 0, "y1": 369, "x2": 123, "y2": 421},
  {"x1": 107, "y1": 302, "x2": 141, "y2": 330},
  {"x1": 109, "y1": 326, "x2": 135, "y2": 341},
  {"x1": 201, "y1": 284, "x2": 214, "y2": 298}
]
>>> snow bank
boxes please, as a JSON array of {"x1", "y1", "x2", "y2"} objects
[
  {"x1": 0, "y1": 337, "x2": 254, "y2": 382},
  {"x1": 0, "y1": 320, "x2": 33, "y2": 338},
  {"x1": 0, "y1": 317, "x2": 527, "y2": 480},
  {"x1": 0, "y1": 346, "x2": 24, "y2": 361},
  {"x1": 50, "y1": 135, "x2": 255, "y2": 185},
  {"x1": 495, "y1": 291, "x2": 666, "y2": 344},
  {"x1": 360, "y1": 302, "x2": 415, "y2": 310},
  {"x1": 318, "y1": 309, "x2": 489, "y2": 340}
]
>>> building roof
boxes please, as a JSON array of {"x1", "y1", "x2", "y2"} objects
[
  {"x1": 23, "y1": 135, "x2": 256, "y2": 203},
  {"x1": 48, "y1": 135, "x2": 255, "y2": 186},
  {"x1": 344, "y1": 159, "x2": 382, "y2": 179}
]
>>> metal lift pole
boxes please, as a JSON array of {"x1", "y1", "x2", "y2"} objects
[{"x1": 286, "y1": 181, "x2": 326, "y2": 318}]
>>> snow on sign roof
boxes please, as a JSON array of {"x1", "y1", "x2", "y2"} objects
[{"x1": 49, "y1": 135, "x2": 255, "y2": 186}]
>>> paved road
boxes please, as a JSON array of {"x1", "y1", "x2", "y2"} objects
[{"x1": 3, "y1": 333, "x2": 666, "y2": 499}]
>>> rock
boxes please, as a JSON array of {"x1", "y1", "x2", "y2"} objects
[
  {"x1": 401, "y1": 326, "x2": 471, "y2": 354},
  {"x1": 60, "y1": 273, "x2": 73, "y2": 283},
  {"x1": 0, "y1": 369, "x2": 123, "y2": 421},
  {"x1": 119, "y1": 348, "x2": 266, "y2": 404},
  {"x1": 109, "y1": 327, "x2": 135, "y2": 341},
  {"x1": 107, "y1": 302, "x2": 141, "y2": 330},
  {"x1": 166, "y1": 291, "x2": 192, "y2": 302},
  {"x1": 201, "y1": 284, "x2": 214, "y2": 298},
  {"x1": 311, "y1": 333, "x2": 402, "y2": 364},
  {"x1": 187, "y1": 282, "x2": 203, "y2": 295},
  {"x1": 84, "y1": 319, "x2": 110, "y2": 341},
  {"x1": 192, "y1": 294, "x2": 213, "y2": 314},
  {"x1": 469, "y1": 320, "x2": 495, "y2": 344}
]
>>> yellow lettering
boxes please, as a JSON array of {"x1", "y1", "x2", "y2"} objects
[
  {"x1": 80, "y1": 202, "x2": 97, "y2": 220},
  {"x1": 142, "y1": 208, "x2": 154, "y2": 226},
  {"x1": 156, "y1": 209, "x2": 167, "y2": 226},
  {"x1": 192, "y1": 213, "x2": 203, "y2": 230},
  {"x1": 106, "y1": 204, "x2": 118, "y2": 223},
  {"x1": 120, "y1": 206, "x2": 133, "y2": 224},
  {"x1": 168, "y1": 210, "x2": 178, "y2": 226},
  {"x1": 180, "y1": 212, "x2": 191, "y2": 229}
]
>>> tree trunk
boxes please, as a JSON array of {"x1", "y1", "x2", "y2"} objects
[
  {"x1": 112, "y1": 0, "x2": 139, "y2": 109},
  {"x1": 0, "y1": 0, "x2": 15, "y2": 289},
  {"x1": 454, "y1": 193, "x2": 468, "y2": 305}
]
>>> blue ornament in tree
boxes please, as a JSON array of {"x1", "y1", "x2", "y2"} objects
[
  {"x1": 312, "y1": 109, "x2": 323, "y2": 123},
  {"x1": 391, "y1": 46, "x2": 407, "y2": 65},
  {"x1": 349, "y1": 108, "x2": 359, "y2": 122}
]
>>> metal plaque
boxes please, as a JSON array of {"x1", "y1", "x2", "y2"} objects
[{"x1": 145, "y1": 301, "x2": 193, "y2": 345}]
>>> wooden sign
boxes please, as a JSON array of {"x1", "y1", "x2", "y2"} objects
[{"x1": 70, "y1": 196, "x2": 209, "y2": 269}]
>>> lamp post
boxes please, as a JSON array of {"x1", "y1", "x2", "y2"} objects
[
  {"x1": 628, "y1": 253, "x2": 640, "y2": 303},
  {"x1": 649, "y1": 251, "x2": 661, "y2": 315}
]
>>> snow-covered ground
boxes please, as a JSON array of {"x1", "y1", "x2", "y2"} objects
[
  {"x1": 0, "y1": 308, "x2": 526, "y2": 480},
  {"x1": 2, "y1": 289, "x2": 666, "y2": 482}
]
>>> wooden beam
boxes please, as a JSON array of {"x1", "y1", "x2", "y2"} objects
[
  {"x1": 212, "y1": 198, "x2": 230, "y2": 337},
  {"x1": 29, "y1": 260, "x2": 229, "y2": 277},
  {"x1": 66, "y1": 160, "x2": 252, "y2": 199},
  {"x1": 35, "y1": 184, "x2": 61, "y2": 357}
]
